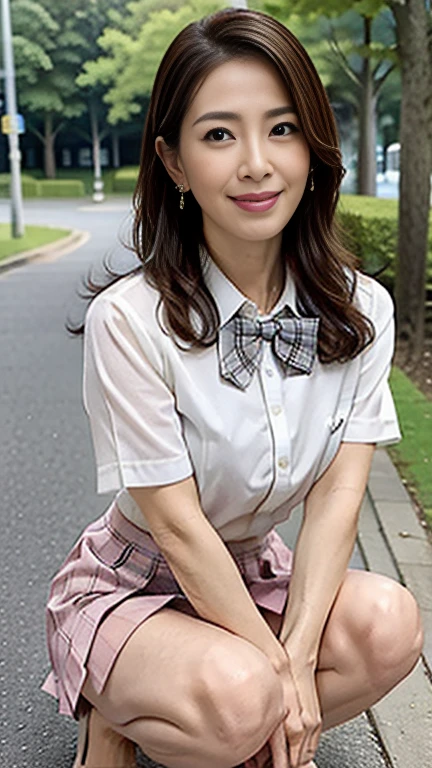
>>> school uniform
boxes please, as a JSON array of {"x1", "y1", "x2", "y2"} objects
[{"x1": 41, "y1": 245, "x2": 401, "y2": 719}]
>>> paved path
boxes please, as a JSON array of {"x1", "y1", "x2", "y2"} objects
[{"x1": 1, "y1": 198, "x2": 430, "y2": 767}]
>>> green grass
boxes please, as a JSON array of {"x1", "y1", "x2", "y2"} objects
[
  {"x1": 388, "y1": 366, "x2": 432, "y2": 529},
  {"x1": 0, "y1": 224, "x2": 71, "y2": 261}
]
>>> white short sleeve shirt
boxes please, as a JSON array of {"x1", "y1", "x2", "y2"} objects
[{"x1": 83, "y1": 252, "x2": 401, "y2": 543}]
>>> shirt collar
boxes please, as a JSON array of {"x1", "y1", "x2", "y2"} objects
[{"x1": 199, "y1": 243, "x2": 299, "y2": 329}]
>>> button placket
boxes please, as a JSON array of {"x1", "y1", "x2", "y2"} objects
[{"x1": 259, "y1": 345, "x2": 291, "y2": 492}]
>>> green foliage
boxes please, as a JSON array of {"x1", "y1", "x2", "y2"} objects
[
  {"x1": 78, "y1": 0, "x2": 228, "y2": 124},
  {"x1": 11, "y1": 0, "x2": 58, "y2": 88},
  {"x1": 337, "y1": 194, "x2": 432, "y2": 291},
  {"x1": 388, "y1": 366, "x2": 432, "y2": 530},
  {"x1": 262, "y1": 2, "x2": 400, "y2": 145},
  {"x1": 264, "y1": 0, "x2": 386, "y2": 20},
  {"x1": 11, "y1": 0, "x2": 87, "y2": 118},
  {"x1": 38, "y1": 179, "x2": 85, "y2": 197},
  {"x1": 0, "y1": 174, "x2": 85, "y2": 197},
  {"x1": 31, "y1": 167, "x2": 118, "y2": 194},
  {"x1": 112, "y1": 166, "x2": 139, "y2": 192},
  {"x1": 0, "y1": 174, "x2": 41, "y2": 197}
]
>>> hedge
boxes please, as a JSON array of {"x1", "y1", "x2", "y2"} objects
[
  {"x1": 38, "y1": 179, "x2": 85, "y2": 197},
  {"x1": 0, "y1": 174, "x2": 41, "y2": 198},
  {"x1": 0, "y1": 175, "x2": 85, "y2": 198},
  {"x1": 336, "y1": 194, "x2": 432, "y2": 293},
  {"x1": 112, "y1": 166, "x2": 139, "y2": 193}
]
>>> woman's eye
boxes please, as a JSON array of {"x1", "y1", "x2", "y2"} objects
[
  {"x1": 203, "y1": 122, "x2": 299, "y2": 142},
  {"x1": 204, "y1": 128, "x2": 232, "y2": 142},
  {"x1": 271, "y1": 122, "x2": 299, "y2": 136}
]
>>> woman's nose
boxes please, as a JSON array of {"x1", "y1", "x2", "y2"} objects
[{"x1": 238, "y1": 139, "x2": 274, "y2": 180}]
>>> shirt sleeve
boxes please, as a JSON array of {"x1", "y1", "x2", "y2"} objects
[
  {"x1": 83, "y1": 295, "x2": 194, "y2": 494},
  {"x1": 341, "y1": 278, "x2": 402, "y2": 447}
]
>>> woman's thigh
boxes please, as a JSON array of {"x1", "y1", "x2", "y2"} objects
[
  {"x1": 82, "y1": 570, "x2": 422, "y2": 742},
  {"x1": 82, "y1": 597, "x2": 286, "y2": 739}
]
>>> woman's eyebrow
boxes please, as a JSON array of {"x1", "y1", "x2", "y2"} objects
[{"x1": 192, "y1": 106, "x2": 297, "y2": 127}]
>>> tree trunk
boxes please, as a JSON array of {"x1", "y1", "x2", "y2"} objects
[
  {"x1": 112, "y1": 130, "x2": 120, "y2": 168},
  {"x1": 44, "y1": 113, "x2": 56, "y2": 179},
  {"x1": 357, "y1": 16, "x2": 377, "y2": 196},
  {"x1": 390, "y1": 0, "x2": 432, "y2": 364},
  {"x1": 89, "y1": 99, "x2": 102, "y2": 180}
]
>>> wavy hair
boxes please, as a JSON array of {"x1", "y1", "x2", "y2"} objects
[{"x1": 67, "y1": 6, "x2": 375, "y2": 362}]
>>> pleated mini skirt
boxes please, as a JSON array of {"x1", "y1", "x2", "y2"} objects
[{"x1": 41, "y1": 498, "x2": 293, "y2": 720}]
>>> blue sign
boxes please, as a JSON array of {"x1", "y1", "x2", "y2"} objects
[{"x1": 16, "y1": 113, "x2": 25, "y2": 134}]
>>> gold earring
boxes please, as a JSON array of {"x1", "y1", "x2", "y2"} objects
[
  {"x1": 175, "y1": 183, "x2": 185, "y2": 210},
  {"x1": 309, "y1": 168, "x2": 315, "y2": 192}
]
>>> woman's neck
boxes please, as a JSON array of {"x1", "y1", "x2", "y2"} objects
[{"x1": 203, "y1": 237, "x2": 286, "y2": 315}]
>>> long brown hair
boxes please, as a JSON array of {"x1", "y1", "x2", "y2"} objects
[{"x1": 67, "y1": 6, "x2": 375, "y2": 362}]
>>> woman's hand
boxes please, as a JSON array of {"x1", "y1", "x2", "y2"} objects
[
  {"x1": 285, "y1": 665, "x2": 322, "y2": 768},
  {"x1": 244, "y1": 650, "x2": 321, "y2": 768},
  {"x1": 243, "y1": 721, "x2": 287, "y2": 768},
  {"x1": 244, "y1": 652, "x2": 305, "y2": 768},
  {"x1": 278, "y1": 646, "x2": 322, "y2": 768}
]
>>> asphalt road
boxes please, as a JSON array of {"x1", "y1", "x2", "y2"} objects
[{"x1": 0, "y1": 198, "x2": 389, "y2": 767}]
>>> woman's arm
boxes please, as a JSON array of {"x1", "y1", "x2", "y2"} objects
[
  {"x1": 279, "y1": 441, "x2": 376, "y2": 660},
  {"x1": 128, "y1": 477, "x2": 289, "y2": 674},
  {"x1": 129, "y1": 477, "x2": 304, "y2": 768},
  {"x1": 274, "y1": 441, "x2": 375, "y2": 766}
]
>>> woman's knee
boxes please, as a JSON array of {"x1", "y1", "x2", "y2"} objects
[
  {"x1": 349, "y1": 576, "x2": 424, "y2": 680},
  {"x1": 193, "y1": 637, "x2": 287, "y2": 757}
]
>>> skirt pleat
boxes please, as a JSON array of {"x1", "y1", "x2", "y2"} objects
[{"x1": 41, "y1": 499, "x2": 293, "y2": 719}]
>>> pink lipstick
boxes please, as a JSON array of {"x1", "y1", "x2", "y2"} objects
[{"x1": 230, "y1": 191, "x2": 282, "y2": 212}]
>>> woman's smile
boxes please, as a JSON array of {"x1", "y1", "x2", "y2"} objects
[
  {"x1": 174, "y1": 55, "x2": 311, "y2": 257},
  {"x1": 229, "y1": 190, "x2": 282, "y2": 212}
]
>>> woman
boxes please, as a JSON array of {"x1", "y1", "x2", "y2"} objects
[{"x1": 41, "y1": 7, "x2": 423, "y2": 768}]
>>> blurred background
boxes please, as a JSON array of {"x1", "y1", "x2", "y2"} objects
[{"x1": 0, "y1": 3, "x2": 431, "y2": 766}]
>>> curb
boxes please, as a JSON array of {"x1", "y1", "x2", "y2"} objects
[
  {"x1": 358, "y1": 449, "x2": 432, "y2": 768},
  {"x1": 0, "y1": 229, "x2": 89, "y2": 273},
  {"x1": 365, "y1": 449, "x2": 432, "y2": 677}
]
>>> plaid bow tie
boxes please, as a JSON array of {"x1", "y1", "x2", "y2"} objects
[{"x1": 218, "y1": 302, "x2": 320, "y2": 390}]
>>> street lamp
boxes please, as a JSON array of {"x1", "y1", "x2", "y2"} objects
[{"x1": 1, "y1": 0, "x2": 24, "y2": 237}]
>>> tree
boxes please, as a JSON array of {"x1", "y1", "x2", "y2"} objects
[
  {"x1": 265, "y1": 0, "x2": 432, "y2": 365},
  {"x1": 385, "y1": 0, "x2": 432, "y2": 364},
  {"x1": 10, "y1": 0, "x2": 56, "y2": 84},
  {"x1": 325, "y1": 10, "x2": 398, "y2": 195},
  {"x1": 72, "y1": 1, "x2": 127, "y2": 185},
  {"x1": 77, "y1": 0, "x2": 230, "y2": 125},
  {"x1": 11, "y1": 0, "x2": 88, "y2": 178},
  {"x1": 264, "y1": 0, "x2": 398, "y2": 195}
]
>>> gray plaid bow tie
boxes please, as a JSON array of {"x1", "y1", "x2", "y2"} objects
[{"x1": 218, "y1": 302, "x2": 320, "y2": 390}]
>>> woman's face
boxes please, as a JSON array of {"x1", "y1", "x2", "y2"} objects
[{"x1": 157, "y1": 55, "x2": 311, "y2": 249}]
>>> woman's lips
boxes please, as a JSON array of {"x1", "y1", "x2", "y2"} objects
[{"x1": 230, "y1": 191, "x2": 282, "y2": 212}]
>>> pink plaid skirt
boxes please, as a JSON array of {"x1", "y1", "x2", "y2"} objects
[{"x1": 41, "y1": 499, "x2": 293, "y2": 720}]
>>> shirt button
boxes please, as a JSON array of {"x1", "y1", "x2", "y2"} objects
[
  {"x1": 265, "y1": 368, "x2": 274, "y2": 377},
  {"x1": 271, "y1": 405, "x2": 282, "y2": 416},
  {"x1": 278, "y1": 457, "x2": 288, "y2": 470},
  {"x1": 243, "y1": 304, "x2": 256, "y2": 319}
]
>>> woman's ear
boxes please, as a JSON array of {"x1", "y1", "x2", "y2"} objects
[{"x1": 155, "y1": 136, "x2": 189, "y2": 190}]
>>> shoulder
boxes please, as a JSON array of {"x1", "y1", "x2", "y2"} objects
[
  {"x1": 84, "y1": 270, "x2": 171, "y2": 377},
  {"x1": 343, "y1": 266, "x2": 395, "y2": 328},
  {"x1": 85, "y1": 270, "x2": 163, "y2": 335}
]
